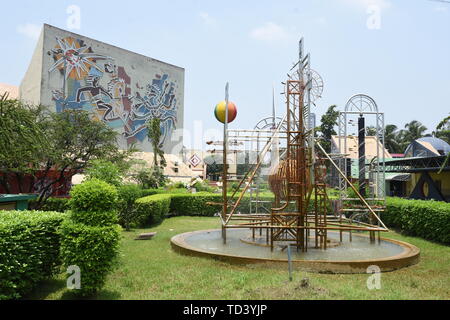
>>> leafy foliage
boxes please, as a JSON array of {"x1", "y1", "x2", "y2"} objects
[
  {"x1": 116, "y1": 184, "x2": 143, "y2": 230},
  {"x1": 316, "y1": 105, "x2": 339, "y2": 153},
  {"x1": 29, "y1": 197, "x2": 70, "y2": 212},
  {"x1": 383, "y1": 197, "x2": 450, "y2": 244},
  {"x1": 0, "y1": 95, "x2": 49, "y2": 193},
  {"x1": 69, "y1": 179, "x2": 118, "y2": 217},
  {"x1": 147, "y1": 117, "x2": 166, "y2": 168},
  {"x1": 0, "y1": 210, "x2": 66, "y2": 300},
  {"x1": 134, "y1": 194, "x2": 171, "y2": 226},
  {"x1": 60, "y1": 179, "x2": 121, "y2": 296},
  {"x1": 84, "y1": 159, "x2": 123, "y2": 187},
  {"x1": 59, "y1": 221, "x2": 121, "y2": 296},
  {"x1": 131, "y1": 167, "x2": 167, "y2": 189}
]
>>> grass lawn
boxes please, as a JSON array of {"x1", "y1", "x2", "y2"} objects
[{"x1": 27, "y1": 216, "x2": 450, "y2": 300}]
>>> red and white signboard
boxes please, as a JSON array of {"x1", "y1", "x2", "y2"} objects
[{"x1": 189, "y1": 154, "x2": 201, "y2": 167}]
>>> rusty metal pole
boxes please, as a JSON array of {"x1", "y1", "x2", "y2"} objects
[{"x1": 222, "y1": 83, "x2": 229, "y2": 244}]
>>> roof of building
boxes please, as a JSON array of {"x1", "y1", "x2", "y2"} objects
[
  {"x1": 384, "y1": 155, "x2": 449, "y2": 173},
  {"x1": 331, "y1": 135, "x2": 392, "y2": 159},
  {"x1": 404, "y1": 137, "x2": 450, "y2": 157},
  {"x1": 0, "y1": 83, "x2": 19, "y2": 99},
  {"x1": 417, "y1": 137, "x2": 450, "y2": 154}
]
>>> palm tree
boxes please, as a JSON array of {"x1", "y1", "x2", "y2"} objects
[
  {"x1": 384, "y1": 124, "x2": 403, "y2": 154},
  {"x1": 403, "y1": 120, "x2": 428, "y2": 141}
]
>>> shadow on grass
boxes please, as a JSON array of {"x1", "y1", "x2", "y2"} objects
[
  {"x1": 23, "y1": 278, "x2": 122, "y2": 300},
  {"x1": 23, "y1": 278, "x2": 66, "y2": 300},
  {"x1": 60, "y1": 289, "x2": 122, "y2": 300}
]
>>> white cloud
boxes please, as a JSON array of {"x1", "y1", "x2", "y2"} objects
[
  {"x1": 17, "y1": 23, "x2": 41, "y2": 40},
  {"x1": 341, "y1": 0, "x2": 392, "y2": 10},
  {"x1": 199, "y1": 12, "x2": 216, "y2": 26},
  {"x1": 249, "y1": 22, "x2": 291, "y2": 43}
]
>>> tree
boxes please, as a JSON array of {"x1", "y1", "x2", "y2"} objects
[
  {"x1": 0, "y1": 96, "x2": 131, "y2": 208},
  {"x1": 435, "y1": 114, "x2": 450, "y2": 144},
  {"x1": 436, "y1": 114, "x2": 450, "y2": 174},
  {"x1": 317, "y1": 105, "x2": 339, "y2": 153},
  {"x1": 147, "y1": 118, "x2": 166, "y2": 168},
  {"x1": 84, "y1": 159, "x2": 123, "y2": 187},
  {"x1": 32, "y1": 109, "x2": 121, "y2": 207},
  {"x1": 384, "y1": 124, "x2": 403, "y2": 154},
  {"x1": 402, "y1": 120, "x2": 428, "y2": 141},
  {"x1": 143, "y1": 118, "x2": 167, "y2": 188},
  {"x1": 366, "y1": 126, "x2": 377, "y2": 136},
  {"x1": 0, "y1": 95, "x2": 49, "y2": 193}
]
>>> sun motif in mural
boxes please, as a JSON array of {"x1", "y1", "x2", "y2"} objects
[{"x1": 49, "y1": 37, "x2": 112, "y2": 80}]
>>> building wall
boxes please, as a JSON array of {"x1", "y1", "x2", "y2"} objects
[
  {"x1": 20, "y1": 24, "x2": 184, "y2": 154},
  {"x1": 406, "y1": 171, "x2": 450, "y2": 200}
]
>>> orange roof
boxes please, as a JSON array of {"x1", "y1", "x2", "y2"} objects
[
  {"x1": 0, "y1": 83, "x2": 19, "y2": 99},
  {"x1": 331, "y1": 135, "x2": 392, "y2": 159}
]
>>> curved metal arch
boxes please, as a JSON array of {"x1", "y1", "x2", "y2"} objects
[
  {"x1": 254, "y1": 116, "x2": 288, "y2": 132},
  {"x1": 345, "y1": 94, "x2": 379, "y2": 113}
]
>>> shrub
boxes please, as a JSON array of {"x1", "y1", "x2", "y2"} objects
[
  {"x1": 117, "y1": 184, "x2": 143, "y2": 230},
  {"x1": 383, "y1": 197, "x2": 450, "y2": 244},
  {"x1": 70, "y1": 209, "x2": 118, "y2": 227},
  {"x1": 132, "y1": 167, "x2": 167, "y2": 189},
  {"x1": 29, "y1": 197, "x2": 70, "y2": 212},
  {"x1": 59, "y1": 221, "x2": 121, "y2": 296},
  {"x1": 84, "y1": 159, "x2": 123, "y2": 187},
  {"x1": 192, "y1": 180, "x2": 215, "y2": 192},
  {"x1": 134, "y1": 194, "x2": 171, "y2": 226},
  {"x1": 69, "y1": 179, "x2": 118, "y2": 214},
  {"x1": 60, "y1": 179, "x2": 121, "y2": 296},
  {"x1": 140, "y1": 188, "x2": 160, "y2": 197},
  {"x1": 169, "y1": 192, "x2": 222, "y2": 217},
  {"x1": 0, "y1": 211, "x2": 66, "y2": 300}
]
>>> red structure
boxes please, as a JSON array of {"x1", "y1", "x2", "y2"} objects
[{"x1": 0, "y1": 170, "x2": 74, "y2": 196}]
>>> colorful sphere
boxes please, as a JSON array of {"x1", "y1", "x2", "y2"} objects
[{"x1": 214, "y1": 101, "x2": 237, "y2": 124}]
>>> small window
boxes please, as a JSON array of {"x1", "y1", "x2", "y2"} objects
[{"x1": 173, "y1": 168, "x2": 179, "y2": 173}]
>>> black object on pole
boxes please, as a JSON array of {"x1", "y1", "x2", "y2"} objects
[{"x1": 358, "y1": 115, "x2": 366, "y2": 197}]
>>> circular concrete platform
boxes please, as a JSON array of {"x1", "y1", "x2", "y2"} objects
[{"x1": 171, "y1": 228, "x2": 420, "y2": 274}]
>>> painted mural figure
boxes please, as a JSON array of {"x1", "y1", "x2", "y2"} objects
[
  {"x1": 75, "y1": 76, "x2": 115, "y2": 121},
  {"x1": 49, "y1": 36, "x2": 179, "y2": 148}
]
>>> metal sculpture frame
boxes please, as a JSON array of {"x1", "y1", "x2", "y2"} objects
[
  {"x1": 337, "y1": 94, "x2": 387, "y2": 240},
  {"x1": 216, "y1": 39, "x2": 388, "y2": 252}
]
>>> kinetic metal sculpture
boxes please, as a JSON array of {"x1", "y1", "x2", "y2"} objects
[{"x1": 215, "y1": 38, "x2": 388, "y2": 252}]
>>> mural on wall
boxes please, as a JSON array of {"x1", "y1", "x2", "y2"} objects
[{"x1": 48, "y1": 36, "x2": 178, "y2": 148}]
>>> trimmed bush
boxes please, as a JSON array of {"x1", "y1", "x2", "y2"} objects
[
  {"x1": 29, "y1": 197, "x2": 70, "y2": 212},
  {"x1": 59, "y1": 221, "x2": 121, "y2": 296},
  {"x1": 117, "y1": 184, "x2": 143, "y2": 230},
  {"x1": 0, "y1": 211, "x2": 66, "y2": 300},
  {"x1": 383, "y1": 197, "x2": 450, "y2": 244},
  {"x1": 70, "y1": 209, "x2": 118, "y2": 227},
  {"x1": 69, "y1": 178, "x2": 118, "y2": 213},
  {"x1": 59, "y1": 179, "x2": 121, "y2": 296},
  {"x1": 169, "y1": 192, "x2": 222, "y2": 216},
  {"x1": 134, "y1": 194, "x2": 171, "y2": 226}
]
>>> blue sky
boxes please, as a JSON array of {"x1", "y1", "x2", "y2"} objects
[{"x1": 2, "y1": 0, "x2": 449, "y2": 149}]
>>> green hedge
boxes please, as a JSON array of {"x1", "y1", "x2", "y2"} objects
[
  {"x1": 59, "y1": 221, "x2": 121, "y2": 296},
  {"x1": 0, "y1": 211, "x2": 66, "y2": 300},
  {"x1": 169, "y1": 192, "x2": 223, "y2": 217},
  {"x1": 60, "y1": 179, "x2": 121, "y2": 296},
  {"x1": 29, "y1": 197, "x2": 70, "y2": 212},
  {"x1": 134, "y1": 194, "x2": 172, "y2": 227},
  {"x1": 69, "y1": 179, "x2": 118, "y2": 213},
  {"x1": 384, "y1": 197, "x2": 450, "y2": 244}
]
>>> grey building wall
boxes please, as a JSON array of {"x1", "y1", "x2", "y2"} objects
[{"x1": 20, "y1": 24, "x2": 184, "y2": 154}]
